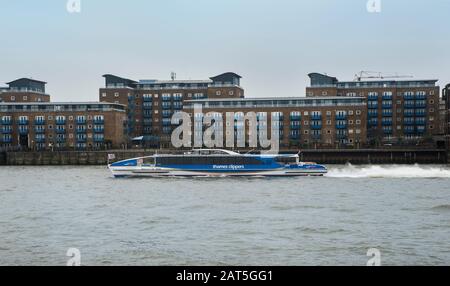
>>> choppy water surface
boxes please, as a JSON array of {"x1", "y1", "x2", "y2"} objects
[{"x1": 0, "y1": 164, "x2": 449, "y2": 265}]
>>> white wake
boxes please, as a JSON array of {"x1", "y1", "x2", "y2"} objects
[{"x1": 326, "y1": 164, "x2": 450, "y2": 178}]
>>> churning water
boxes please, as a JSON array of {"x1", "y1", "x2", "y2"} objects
[{"x1": 0, "y1": 165, "x2": 449, "y2": 265}]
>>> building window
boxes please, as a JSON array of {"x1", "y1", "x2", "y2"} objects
[
  {"x1": 326, "y1": 111, "x2": 331, "y2": 116},
  {"x1": 23, "y1": 96, "x2": 28, "y2": 101},
  {"x1": 356, "y1": 120, "x2": 361, "y2": 125},
  {"x1": 114, "y1": 92, "x2": 119, "y2": 97},
  {"x1": 102, "y1": 93, "x2": 106, "y2": 97},
  {"x1": 348, "y1": 110, "x2": 354, "y2": 115},
  {"x1": 326, "y1": 120, "x2": 331, "y2": 125},
  {"x1": 429, "y1": 108, "x2": 435, "y2": 113},
  {"x1": 429, "y1": 100, "x2": 434, "y2": 104},
  {"x1": 322, "y1": 91, "x2": 327, "y2": 96},
  {"x1": 304, "y1": 130, "x2": 309, "y2": 134},
  {"x1": 356, "y1": 110, "x2": 361, "y2": 115},
  {"x1": 304, "y1": 111, "x2": 309, "y2": 116},
  {"x1": 11, "y1": 96, "x2": 15, "y2": 101}
]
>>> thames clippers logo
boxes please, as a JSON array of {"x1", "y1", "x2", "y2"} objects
[{"x1": 213, "y1": 165, "x2": 245, "y2": 170}]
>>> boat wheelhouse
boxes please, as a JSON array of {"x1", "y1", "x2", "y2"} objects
[{"x1": 108, "y1": 149, "x2": 327, "y2": 177}]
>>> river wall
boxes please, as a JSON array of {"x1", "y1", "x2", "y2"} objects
[{"x1": 0, "y1": 149, "x2": 448, "y2": 165}]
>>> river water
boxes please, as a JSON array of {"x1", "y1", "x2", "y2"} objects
[{"x1": 0, "y1": 164, "x2": 449, "y2": 265}]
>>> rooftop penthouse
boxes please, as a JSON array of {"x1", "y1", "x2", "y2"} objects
[
  {"x1": 103, "y1": 72, "x2": 242, "y2": 90},
  {"x1": 308, "y1": 73, "x2": 438, "y2": 88},
  {"x1": 0, "y1": 102, "x2": 126, "y2": 113},
  {"x1": 184, "y1": 96, "x2": 366, "y2": 109}
]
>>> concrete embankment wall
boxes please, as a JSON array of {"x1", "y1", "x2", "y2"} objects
[{"x1": 0, "y1": 149, "x2": 448, "y2": 165}]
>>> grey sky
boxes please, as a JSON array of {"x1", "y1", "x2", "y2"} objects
[{"x1": 0, "y1": 0, "x2": 449, "y2": 101}]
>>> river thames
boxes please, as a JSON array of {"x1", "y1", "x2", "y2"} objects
[{"x1": 0, "y1": 165, "x2": 449, "y2": 265}]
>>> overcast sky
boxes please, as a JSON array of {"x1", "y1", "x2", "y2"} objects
[{"x1": 0, "y1": 0, "x2": 449, "y2": 101}]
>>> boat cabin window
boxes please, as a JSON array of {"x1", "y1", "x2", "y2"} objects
[
  {"x1": 142, "y1": 157, "x2": 155, "y2": 165},
  {"x1": 275, "y1": 156, "x2": 298, "y2": 164},
  {"x1": 156, "y1": 156, "x2": 264, "y2": 165}
]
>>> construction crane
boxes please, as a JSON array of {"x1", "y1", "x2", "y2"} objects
[{"x1": 354, "y1": 71, "x2": 413, "y2": 82}]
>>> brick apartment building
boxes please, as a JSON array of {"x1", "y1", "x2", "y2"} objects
[
  {"x1": 306, "y1": 73, "x2": 441, "y2": 146},
  {"x1": 99, "y1": 72, "x2": 244, "y2": 148},
  {"x1": 181, "y1": 96, "x2": 367, "y2": 149},
  {"x1": 0, "y1": 78, "x2": 127, "y2": 150}
]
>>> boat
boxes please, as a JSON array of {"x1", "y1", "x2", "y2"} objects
[{"x1": 108, "y1": 149, "x2": 327, "y2": 177}]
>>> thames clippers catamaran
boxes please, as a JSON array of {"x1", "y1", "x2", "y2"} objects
[{"x1": 108, "y1": 149, "x2": 327, "y2": 177}]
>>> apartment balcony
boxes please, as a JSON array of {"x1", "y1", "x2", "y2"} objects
[
  {"x1": 289, "y1": 134, "x2": 300, "y2": 140},
  {"x1": 94, "y1": 127, "x2": 104, "y2": 133},
  {"x1": 382, "y1": 111, "x2": 393, "y2": 117},
  {"x1": 162, "y1": 105, "x2": 172, "y2": 110},
  {"x1": 34, "y1": 120, "x2": 45, "y2": 125},
  {"x1": 416, "y1": 126, "x2": 426, "y2": 133},
  {"x1": 368, "y1": 120, "x2": 378, "y2": 127},
  {"x1": 383, "y1": 128, "x2": 393, "y2": 134},
  {"x1": 310, "y1": 124, "x2": 322, "y2": 130},
  {"x1": 93, "y1": 119, "x2": 104, "y2": 124},
  {"x1": 76, "y1": 119, "x2": 87, "y2": 124},
  {"x1": 76, "y1": 128, "x2": 87, "y2": 133},
  {"x1": 35, "y1": 137, "x2": 46, "y2": 143},
  {"x1": 162, "y1": 112, "x2": 173, "y2": 118},
  {"x1": 404, "y1": 112, "x2": 415, "y2": 117},
  {"x1": 19, "y1": 129, "x2": 28, "y2": 135},
  {"x1": 382, "y1": 95, "x2": 393, "y2": 100},
  {"x1": 55, "y1": 120, "x2": 66, "y2": 125},
  {"x1": 76, "y1": 137, "x2": 87, "y2": 143},
  {"x1": 336, "y1": 134, "x2": 347, "y2": 140},
  {"x1": 382, "y1": 104, "x2": 393, "y2": 109},
  {"x1": 143, "y1": 120, "x2": 152, "y2": 126},
  {"x1": 1, "y1": 138, "x2": 13, "y2": 143},
  {"x1": 34, "y1": 128, "x2": 45, "y2": 134},
  {"x1": 368, "y1": 104, "x2": 378, "y2": 109},
  {"x1": 143, "y1": 105, "x2": 153, "y2": 110},
  {"x1": 311, "y1": 115, "x2": 322, "y2": 120},
  {"x1": 1, "y1": 128, "x2": 12, "y2": 134},
  {"x1": 336, "y1": 123, "x2": 347, "y2": 130},
  {"x1": 93, "y1": 137, "x2": 104, "y2": 143},
  {"x1": 404, "y1": 128, "x2": 415, "y2": 134},
  {"x1": 415, "y1": 110, "x2": 426, "y2": 117},
  {"x1": 1, "y1": 119, "x2": 12, "y2": 125},
  {"x1": 143, "y1": 113, "x2": 152, "y2": 118},
  {"x1": 416, "y1": 94, "x2": 427, "y2": 100},
  {"x1": 173, "y1": 104, "x2": 183, "y2": 110},
  {"x1": 311, "y1": 134, "x2": 322, "y2": 140},
  {"x1": 415, "y1": 119, "x2": 426, "y2": 125},
  {"x1": 18, "y1": 120, "x2": 28, "y2": 125},
  {"x1": 56, "y1": 138, "x2": 66, "y2": 143},
  {"x1": 290, "y1": 124, "x2": 301, "y2": 130},
  {"x1": 161, "y1": 96, "x2": 172, "y2": 102},
  {"x1": 404, "y1": 120, "x2": 415, "y2": 126},
  {"x1": 404, "y1": 94, "x2": 415, "y2": 100},
  {"x1": 162, "y1": 121, "x2": 171, "y2": 126},
  {"x1": 368, "y1": 112, "x2": 378, "y2": 118},
  {"x1": 55, "y1": 128, "x2": 66, "y2": 134},
  {"x1": 415, "y1": 102, "x2": 427, "y2": 108},
  {"x1": 404, "y1": 102, "x2": 415, "y2": 108},
  {"x1": 368, "y1": 95, "x2": 378, "y2": 101},
  {"x1": 290, "y1": 115, "x2": 301, "y2": 121},
  {"x1": 382, "y1": 120, "x2": 393, "y2": 126},
  {"x1": 143, "y1": 97, "x2": 152, "y2": 102},
  {"x1": 173, "y1": 96, "x2": 183, "y2": 101},
  {"x1": 335, "y1": 114, "x2": 347, "y2": 120}
]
